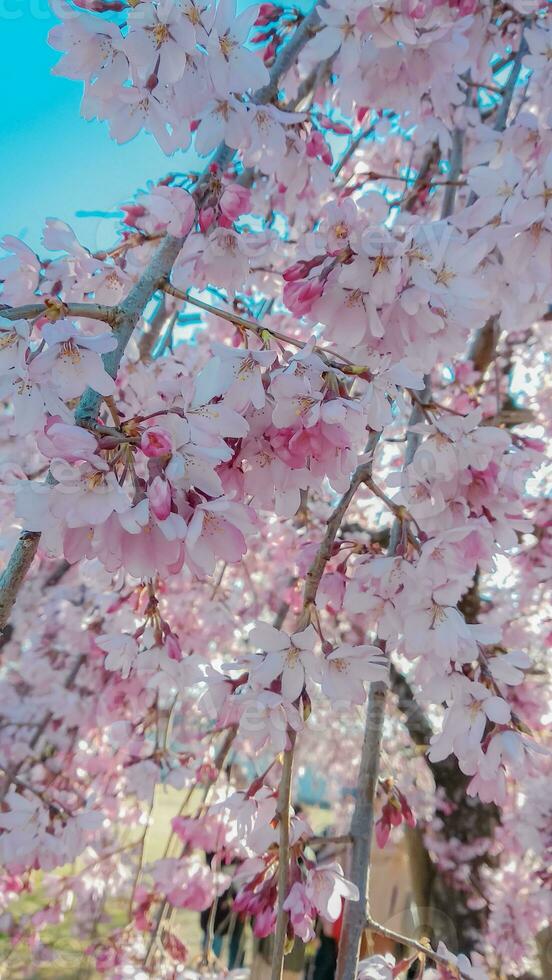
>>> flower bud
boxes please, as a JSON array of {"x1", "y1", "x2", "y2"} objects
[
  {"x1": 140, "y1": 426, "x2": 173, "y2": 457},
  {"x1": 148, "y1": 475, "x2": 172, "y2": 521}
]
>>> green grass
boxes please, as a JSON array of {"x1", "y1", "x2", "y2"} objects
[{"x1": 0, "y1": 790, "x2": 329, "y2": 978}]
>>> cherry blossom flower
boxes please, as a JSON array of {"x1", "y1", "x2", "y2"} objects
[
  {"x1": 236, "y1": 689, "x2": 302, "y2": 752},
  {"x1": 205, "y1": 0, "x2": 270, "y2": 94},
  {"x1": 248, "y1": 622, "x2": 317, "y2": 700},
  {"x1": 0, "y1": 236, "x2": 41, "y2": 305},
  {"x1": 0, "y1": 317, "x2": 30, "y2": 373},
  {"x1": 525, "y1": 25, "x2": 552, "y2": 74},
  {"x1": 133, "y1": 185, "x2": 196, "y2": 238},
  {"x1": 37, "y1": 418, "x2": 99, "y2": 464},
  {"x1": 194, "y1": 96, "x2": 247, "y2": 155},
  {"x1": 283, "y1": 882, "x2": 316, "y2": 942},
  {"x1": 318, "y1": 644, "x2": 389, "y2": 705},
  {"x1": 357, "y1": 954, "x2": 396, "y2": 980},
  {"x1": 124, "y1": 0, "x2": 196, "y2": 85},
  {"x1": 186, "y1": 498, "x2": 255, "y2": 573},
  {"x1": 310, "y1": 6, "x2": 362, "y2": 67},
  {"x1": 49, "y1": 458, "x2": 130, "y2": 528},
  {"x1": 97, "y1": 633, "x2": 139, "y2": 679},
  {"x1": 194, "y1": 344, "x2": 276, "y2": 411},
  {"x1": 49, "y1": 3, "x2": 128, "y2": 96},
  {"x1": 462, "y1": 153, "x2": 523, "y2": 226},
  {"x1": 37, "y1": 321, "x2": 118, "y2": 400},
  {"x1": 103, "y1": 84, "x2": 182, "y2": 152},
  {"x1": 434, "y1": 941, "x2": 489, "y2": 980},
  {"x1": 304, "y1": 863, "x2": 359, "y2": 921},
  {"x1": 0, "y1": 358, "x2": 68, "y2": 435}
]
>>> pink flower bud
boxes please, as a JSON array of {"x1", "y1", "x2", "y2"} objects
[
  {"x1": 148, "y1": 475, "x2": 172, "y2": 521},
  {"x1": 38, "y1": 418, "x2": 99, "y2": 463},
  {"x1": 220, "y1": 184, "x2": 252, "y2": 222},
  {"x1": 253, "y1": 906, "x2": 277, "y2": 938},
  {"x1": 121, "y1": 204, "x2": 146, "y2": 228},
  {"x1": 165, "y1": 632, "x2": 182, "y2": 662},
  {"x1": 307, "y1": 131, "x2": 333, "y2": 166},
  {"x1": 255, "y1": 2, "x2": 280, "y2": 24},
  {"x1": 251, "y1": 29, "x2": 272, "y2": 43},
  {"x1": 375, "y1": 815, "x2": 391, "y2": 849},
  {"x1": 199, "y1": 206, "x2": 216, "y2": 233},
  {"x1": 283, "y1": 278, "x2": 324, "y2": 316},
  {"x1": 141, "y1": 425, "x2": 173, "y2": 457},
  {"x1": 162, "y1": 932, "x2": 188, "y2": 964},
  {"x1": 283, "y1": 260, "x2": 310, "y2": 283},
  {"x1": 318, "y1": 115, "x2": 352, "y2": 135},
  {"x1": 263, "y1": 39, "x2": 277, "y2": 64}
]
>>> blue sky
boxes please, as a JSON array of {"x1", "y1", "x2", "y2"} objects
[{"x1": 2, "y1": 12, "x2": 188, "y2": 252}]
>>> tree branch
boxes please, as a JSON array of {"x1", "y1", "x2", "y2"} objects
[
  {"x1": 493, "y1": 25, "x2": 528, "y2": 133},
  {"x1": 336, "y1": 681, "x2": 387, "y2": 980},
  {"x1": 0, "y1": 532, "x2": 42, "y2": 633},
  {"x1": 389, "y1": 664, "x2": 434, "y2": 747},
  {"x1": 365, "y1": 916, "x2": 474, "y2": 979},
  {"x1": 271, "y1": 732, "x2": 297, "y2": 980},
  {"x1": 271, "y1": 434, "x2": 382, "y2": 979},
  {"x1": 0, "y1": 301, "x2": 118, "y2": 326},
  {"x1": 336, "y1": 387, "x2": 431, "y2": 980},
  {"x1": 253, "y1": 3, "x2": 323, "y2": 107}
]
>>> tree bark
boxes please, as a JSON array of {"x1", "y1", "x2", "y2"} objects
[{"x1": 335, "y1": 683, "x2": 387, "y2": 980}]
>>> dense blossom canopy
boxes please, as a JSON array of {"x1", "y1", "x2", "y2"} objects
[{"x1": 0, "y1": 0, "x2": 550, "y2": 977}]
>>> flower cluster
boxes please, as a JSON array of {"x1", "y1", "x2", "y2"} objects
[{"x1": 0, "y1": 0, "x2": 550, "y2": 976}]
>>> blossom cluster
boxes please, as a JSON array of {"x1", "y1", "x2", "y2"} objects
[{"x1": 0, "y1": 0, "x2": 550, "y2": 975}]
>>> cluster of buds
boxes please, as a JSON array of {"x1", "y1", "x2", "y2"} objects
[{"x1": 375, "y1": 778, "x2": 416, "y2": 848}]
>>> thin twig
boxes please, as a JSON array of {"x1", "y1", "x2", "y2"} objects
[
  {"x1": 0, "y1": 654, "x2": 86, "y2": 804},
  {"x1": 0, "y1": 301, "x2": 118, "y2": 326},
  {"x1": 365, "y1": 917, "x2": 473, "y2": 979}
]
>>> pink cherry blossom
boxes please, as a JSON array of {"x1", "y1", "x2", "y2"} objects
[
  {"x1": 0, "y1": 5, "x2": 549, "y2": 977},
  {"x1": 318, "y1": 643, "x2": 389, "y2": 705},
  {"x1": 206, "y1": 0, "x2": 270, "y2": 94},
  {"x1": 283, "y1": 882, "x2": 316, "y2": 942},
  {"x1": 37, "y1": 321, "x2": 118, "y2": 400},
  {"x1": 140, "y1": 424, "x2": 174, "y2": 457},
  {"x1": 249, "y1": 622, "x2": 317, "y2": 700},
  {"x1": 304, "y1": 863, "x2": 359, "y2": 921},
  {"x1": 124, "y1": 0, "x2": 196, "y2": 85}
]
